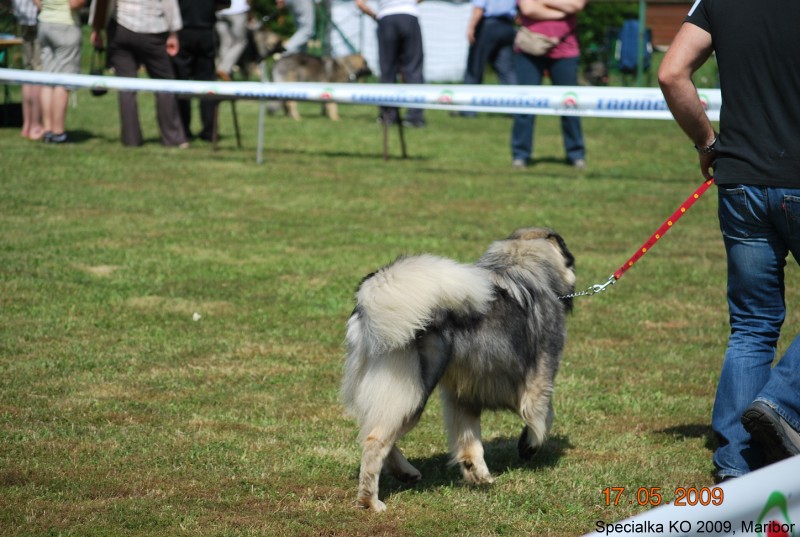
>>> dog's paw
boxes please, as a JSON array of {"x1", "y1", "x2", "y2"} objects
[
  {"x1": 357, "y1": 496, "x2": 387, "y2": 513},
  {"x1": 461, "y1": 460, "x2": 494, "y2": 485},
  {"x1": 394, "y1": 468, "x2": 422, "y2": 484},
  {"x1": 517, "y1": 426, "x2": 543, "y2": 461}
]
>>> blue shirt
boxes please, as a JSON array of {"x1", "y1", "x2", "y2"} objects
[{"x1": 472, "y1": 0, "x2": 516, "y2": 20}]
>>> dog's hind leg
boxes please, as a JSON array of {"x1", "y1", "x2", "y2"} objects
[
  {"x1": 383, "y1": 418, "x2": 422, "y2": 484},
  {"x1": 352, "y1": 347, "x2": 429, "y2": 512},
  {"x1": 357, "y1": 425, "x2": 401, "y2": 512},
  {"x1": 285, "y1": 100, "x2": 301, "y2": 120},
  {"x1": 517, "y1": 368, "x2": 556, "y2": 460},
  {"x1": 441, "y1": 390, "x2": 493, "y2": 485},
  {"x1": 324, "y1": 102, "x2": 340, "y2": 121}
]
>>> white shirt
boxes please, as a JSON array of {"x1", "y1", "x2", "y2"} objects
[{"x1": 377, "y1": 0, "x2": 419, "y2": 19}]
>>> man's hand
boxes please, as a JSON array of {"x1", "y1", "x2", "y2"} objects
[{"x1": 166, "y1": 32, "x2": 180, "y2": 57}]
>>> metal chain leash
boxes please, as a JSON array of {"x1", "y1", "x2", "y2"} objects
[
  {"x1": 558, "y1": 178, "x2": 716, "y2": 301},
  {"x1": 559, "y1": 275, "x2": 617, "y2": 299}
]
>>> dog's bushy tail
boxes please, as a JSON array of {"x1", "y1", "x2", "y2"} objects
[
  {"x1": 354, "y1": 254, "x2": 493, "y2": 353},
  {"x1": 341, "y1": 255, "x2": 494, "y2": 434}
]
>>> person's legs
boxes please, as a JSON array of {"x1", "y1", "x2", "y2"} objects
[
  {"x1": 39, "y1": 84, "x2": 54, "y2": 134},
  {"x1": 548, "y1": 56, "x2": 585, "y2": 164},
  {"x1": 44, "y1": 23, "x2": 81, "y2": 139},
  {"x1": 138, "y1": 31, "x2": 188, "y2": 147},
  {"x1": 195, "y1": 30, "x2": 219, "y2": 140},
  {"x1": 20, "y1": 24, "x2": 43, "y2": 139},
  {"x1": 22, "y1": 85, "x2": 44, "y2": 139},
  {"x1": 377, "y1": 16, "x2": 401, "y2": 124},
  {"x1": 397, "y1": 15, "x2": 425, "y2": 125},
  {"x1": 108, "y1": 21, "x2": 144, "y2": 146},
  {"x1": 485, "y1": 18, "x2": 518, "y2": 86},
  {"x1": 49, "y1": 86, "x2": 69, "y2": 136},
  {"x1": 743, "y1": 188, "x2": 800, "y2": 463},
  {"x1": 216, "y1": 13, "x2": 248, "y2": 75},
  {"x1": 712, "y1": 184, "x2": 790, "y2": 479},
  {"x1": 510, "y1": 53, "x2": 544, "y2": 164}
]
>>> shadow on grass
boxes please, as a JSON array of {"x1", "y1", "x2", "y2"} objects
[
  {"x1": 270, "y1": 146, "x2": 433, "y2": 162},
  {"x1": 379, "y1": 433, "x2": 573, "y2": 501},
  {"x1": 657, "y1": 423, "x2": 717, "y2": 452}
]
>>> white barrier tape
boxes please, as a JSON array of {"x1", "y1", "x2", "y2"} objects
[
  {"x1": 0, "y1": 68, "x2": 721, "y2": 121},
  {"x1": 588, "y1": 456, "x2": 800, "y2": 536}
]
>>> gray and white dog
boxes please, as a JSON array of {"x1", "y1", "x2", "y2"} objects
[{"x1": 341, "y1": 227, "x2": 576, "y2": 511}]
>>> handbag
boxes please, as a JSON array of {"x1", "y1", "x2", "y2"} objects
[{"x1": 514, "y1": 26, "x2": 560, "y2": 56}]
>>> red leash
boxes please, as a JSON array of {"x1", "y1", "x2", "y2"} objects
[{"x1": 563, "y1": 178, "x2": 716, "y2": 299}]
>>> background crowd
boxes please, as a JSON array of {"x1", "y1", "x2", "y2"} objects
[{"x1": 10, "y1": 0, "x2": 589, "y2": 165}]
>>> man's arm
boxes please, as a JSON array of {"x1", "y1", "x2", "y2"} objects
[
  {"x1": 467, "y1": 6, "x2": 484, "y2": 44},
  {"x1": 89, "y1": 0, "x2": 109, "y2": 49},
  {"x1": 355, "y1": 0, "x2": 377, "y2": 20},
  {"x1": 517, "y1": 0, "x2": 584, "y2": 20},
  {"x1": 658, "y1": 22, "x2": 716, "y2": 178}
]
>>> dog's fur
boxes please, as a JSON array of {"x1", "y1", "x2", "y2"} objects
[
  {"x1": 270, "y1": 53, "x2": 372, "y2": 120},
  {"x1": 341, "y1": 228, "x2": 576, "y2": 512}
]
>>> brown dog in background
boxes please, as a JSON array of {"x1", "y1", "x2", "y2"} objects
[{"x1": 269, "y1": 53, "x2": 372, "y2": 120}]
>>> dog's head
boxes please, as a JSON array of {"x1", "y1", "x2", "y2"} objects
[
  {"x1": 251, "y1": 27, "x2": 285, "y2": 60},
  {"x1": 505, "y1": 227, "x2": 577, "y2": 310},
  {"x1": 340, "y1": 54, "x2": 373, "y2": 81}
]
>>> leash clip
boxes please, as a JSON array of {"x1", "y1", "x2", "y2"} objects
[{"x1": 591, "y1": 275, "x2": 617, "y2": 295}]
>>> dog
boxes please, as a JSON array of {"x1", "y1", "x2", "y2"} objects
[
  {"x1": 341, "y1": 227, "x2": 576, "y2": 512},
  {"x1": 269, "y1": 52, "x2": 372, "y2": 120}
]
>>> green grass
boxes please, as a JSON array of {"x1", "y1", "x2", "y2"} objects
[{"x1": 1, "y1": 85, "x2": 798, "y2": 537}]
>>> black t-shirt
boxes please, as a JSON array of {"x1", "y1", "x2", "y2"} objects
[
  {"x1": 686, "y1": 0, "x2": 800, "y2": 187},
  {"x1": 179, "y1": 0, "x2": 229, "y2": 29}
]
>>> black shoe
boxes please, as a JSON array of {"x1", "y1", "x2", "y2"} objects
[
  {"x1": 44, "y1": 132, "x2": 68, "y2": 144},
  {"x1": 741, "y1": 401, "x2": 800, "y2": 465}
]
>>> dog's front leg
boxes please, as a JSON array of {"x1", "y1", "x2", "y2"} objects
[{"x1": 441, "y1": 391, "x2": 493, "y2": 485}]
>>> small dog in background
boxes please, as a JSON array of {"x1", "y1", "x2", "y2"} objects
[
  {"x1": 341, "y1": 228, "x2": 576, "y2": 512},
  {"x1": 269, "y1": 53, "x2": 372, "y2": 120}
]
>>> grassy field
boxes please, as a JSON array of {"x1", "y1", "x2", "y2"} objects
[{"x1": 1, "y1": 84, "x2": 798, "y2": 537}]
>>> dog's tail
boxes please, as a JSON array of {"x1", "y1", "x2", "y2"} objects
[
  {"x1": 341, "y1": 255, "x2": 494, "y2": 434},
  {"x1": 353, "y1": 254, "x2": 494, "y2": 353}
]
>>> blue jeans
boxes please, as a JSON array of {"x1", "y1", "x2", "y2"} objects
[
  {"x1": 510, "y1": 53, "x2": 584, "y2": 163},
  {"x1": 464, "y1": 17, "x2": 517, "y2": 86},
  {"x1": 713, "y1": 184, "x2": 800, "y2": 478}
]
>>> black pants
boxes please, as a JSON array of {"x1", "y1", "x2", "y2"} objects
[
  {"x1": 377, "y1": 14, "x2": 424, "y2": 124},
  {"x1": 172, "y1": 27, "x2": 217, "y2": 140}
]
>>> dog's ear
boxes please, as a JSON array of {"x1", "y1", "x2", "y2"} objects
[
  {"x1": 545, "y1": 232, "x2": 575, "y2": 271},
  {"x1": 508, "y1": 227, "x2": 575, "y2": 272}
]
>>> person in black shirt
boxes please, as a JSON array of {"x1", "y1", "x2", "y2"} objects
[
  {"x1": 659, "y1": 0, "x2": 800, "y2": 482},
  {"x1": 172, "y1": 0, "x2": 230, "y2": 142}
]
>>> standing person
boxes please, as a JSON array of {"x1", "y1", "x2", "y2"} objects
[
  {"x1": 173, "y1": 0, "x2": 229, "y2": 142},
  {"x1": 12, "y1": 0, "x2": 44, "y2": 141},
  {"x1": 458, "y1": 0, "x2": 517, "y2": 117},
  {"x1": 463, "y1": 0, "x2": 518, "y2": 86},
  {"x1": 89, "y1": 0, "x2": 189, "y2": 148},
  {"x1": 510, "y1": 0, "x2": 586, "y2": 169},
  {"x1": 276, "y1": 0, "x2": 315, "y2": 54},
  {"x1": 355, "y1": 0, "x2": 425, "y2": 128},
  {"x1": 34, "y1": 0, "x2": 84, "y2": 144},
  {"x1": 659, "y1": 0, "x2": 800, "y2": 482},
  {"x1": 215, "y1": 0, "x2": 250, "y2": 80}
]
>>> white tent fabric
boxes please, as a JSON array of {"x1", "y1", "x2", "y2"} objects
[{"x1": 329, "y1": 0, "x2": 473, "y2": 83}]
